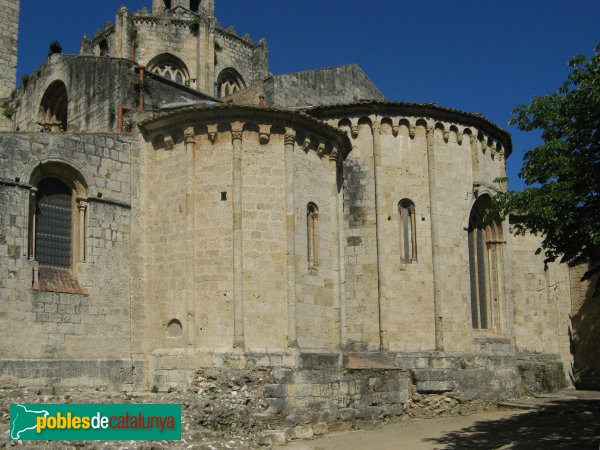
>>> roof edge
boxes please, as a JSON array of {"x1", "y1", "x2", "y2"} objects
[
  {"x1": 137, "y1": 103, "x2": 352, "y2": 158},
  {"x1": 306, "y1": 100, "x2": 512, "y2": 157}
]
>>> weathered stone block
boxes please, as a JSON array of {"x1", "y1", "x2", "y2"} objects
[
  {"x1": 416, "y1": 381, "x2": 454, "y2": 393},
  {"x1": 293, "y1": 425, "x2": 314, "y2": 440},
  {"x1": 263, "y1": 383, "x2": 286, "y2": 398},
  {"x1": 258, "y1": 430, "x2": 287, "y2": 446},
  {"x1": 0, "y1": 376, "x2": 18, "y2": 388}
]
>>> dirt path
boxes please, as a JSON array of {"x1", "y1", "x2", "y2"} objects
[
  {"x1": 279, "y1": 410, "x2": 523, "y2": 450},
  {"x1": 279, "y1": 391, "x2": 600, "y2": 450}
]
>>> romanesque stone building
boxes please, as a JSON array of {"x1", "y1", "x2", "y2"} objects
[{"x1": 1, "y1": 0, "x2": 595, "y2": 421}]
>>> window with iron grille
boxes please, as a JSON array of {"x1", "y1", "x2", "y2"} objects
[{"x1": 35, "y1": 178, "x2": 72, "y2": 268}]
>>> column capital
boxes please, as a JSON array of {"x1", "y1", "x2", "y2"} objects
[
  {"x1": 231, "y1": 122, "x2": 244, "y2": 143},
  {"x1": 284, "y1": 132, "x2": 296, "y2": 146},
  {"x1": 184, "y1": 126, "x2": 195, "y2": 143},
  {"x1": 76, "y1": 197, "x2": 88, "y2": 212}
]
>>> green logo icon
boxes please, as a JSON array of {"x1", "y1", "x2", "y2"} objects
[{"x1": 10, "y1": 404, "x2": 181, "y2": 441}]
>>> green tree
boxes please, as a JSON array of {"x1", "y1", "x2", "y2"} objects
[{"x1": 494, "y1": 44, "x2": 600, "y2": 278}]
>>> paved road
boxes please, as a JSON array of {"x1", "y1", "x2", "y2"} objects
[{"x1": 279, "y1": 390, "x2": 600, "y2": 450}]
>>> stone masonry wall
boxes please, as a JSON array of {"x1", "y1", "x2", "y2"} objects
[
  {"x1": 320, "y1": 113, "x2": 514, "y2": 354},
  {"x1": 508, "y1": 227, "x2": 573, "y2": 380},
  {"x1": 139, "y1": 113, "x2": 343, "y2": 357},
  {"x1": 151, "y1": 350, "x2": 566, "y2": 437},
  {"x1": 429, "y1": 126, "x2": 487, "y2": 352},
  {"x1": 267, "y1": 65, "x2": 385, "y2": 109},
  {"x1": 140, "y1": 125, "x2": 236, "y2": 353},
  {"x1": 0, "y1": 0, "x2": 19, "y2": 132},
  {"x1": 14, "y1": 56, "x2": 135, "y2": 133},
  {"x1": 215, "y1": 29, "x2": 268, "y2": 91},
  {"x1": 378, "y1": 120, "x2": 436, "y2": 351},
  {"x1": 293, "y1": 135, "x2": 340, "y2": 350},
  {"x1": 240, "y1": 129, "x2": 289, "y2": 350},
  {"x1": 568, "y1": 264, "x2": 600, "y2": 389},
  {"x1": 341, "y1": 119, "x2": 381, "y2": 351},
  {"x1": 0, "y1": 0, "x2": 19, "y2": 100},
  {"x1": 134, "y1": 17, "x2": 200, "y2": 88},
  {"x1": 0, "y1": 131, "x2": 142, "y2": 390}
]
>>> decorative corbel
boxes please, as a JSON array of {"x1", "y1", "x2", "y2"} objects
[
  {"x1": 490, "y1": 143, "x2": 497, "y2": 158},
  {"x1": 351, "y1": 125, "x2": 359, "y2": 139},
  {"x1": 498, "y1": 146, "x2": 505, "y2": 161},
  {"x1": 329, "y1": 147, "x2": 338, "y2": 162},
  {"x1": 164, "y1": 135, "x2": 174, "y2": 151},
  {"x1": 480, "y1": 137, "x2": 487, "y2": 154},
  {"x1": 409, "y1": 125, "x2": 416, "y2": 139},
  {"x1": 259, "y1": 124, "x2": 271, "y2": 145},
  {"x1": 207, "y1": 124, "x2": 218, "y2": 144},
  {"x1": 457, "y1": 131, "x2": 464, "y2": 145},
  {"x1": 443, "y1": 130, "x2": 449, "y2": 143},
  {"x1": 317, "y1": 142, "x2": 326, "y2": 158},
  {"x1": 302, "y1": 137, "x2": 311, "y2": 151}
]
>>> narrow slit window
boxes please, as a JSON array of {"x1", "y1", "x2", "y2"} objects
[
  {"x1": 399, "y1": 199, "x2": 417, "y2": 263},
  {"x1": 307, "y1": 202, "x2": 319, "y2": 268}
]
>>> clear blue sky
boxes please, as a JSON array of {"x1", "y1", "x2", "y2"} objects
[{"x1": 17, "y1": 0, "x2": 600, "y2": 191}]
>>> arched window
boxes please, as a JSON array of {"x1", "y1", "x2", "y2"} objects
[
  {"x1": 399, "y1": 199, "x2": 417, "y2": 263},
  {"x1": 190, "y1": 0, "x2": 200, "y2": 12},
  {"x1": 468, "y1": 196, "x2": 502, "y2": 330},
  {"x1": 147, "y1": 53, "x2": 190, "y2": 86},
  {"x1": 216, "y1": 68, "x2": 246, "y2": 98},
  {"x1": 164, "y1": 0, "x2": 172, "y2": 9},
  {"x1": 39, "y1": 80, "x2": 68, "y2": 132},
  {"x1": 29, "y1": 164, "x2": 88, "y2": 293},
  {"x1": 98, "y1": 40, "x2": 109, "y2": 57},
  {"x1": 307, "y1": 202, "x2": 319, "y2": 268}
]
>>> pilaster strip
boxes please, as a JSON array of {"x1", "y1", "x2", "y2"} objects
[
  {"x1": 232, "y1": 123, "x2": 245, "y2": 349},
  {"x1": 284, "y1": 130, "x2": 297, "y2": 348}
]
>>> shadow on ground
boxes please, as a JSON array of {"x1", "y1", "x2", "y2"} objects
[{"x1": 425, "y1": 398, "x2": 600, "y2": 449}]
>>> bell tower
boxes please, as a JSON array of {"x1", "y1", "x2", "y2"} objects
[{"x1": 152, "y1": 0, "x2": 214, "y2": 15}]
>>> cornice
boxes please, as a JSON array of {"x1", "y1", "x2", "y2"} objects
[
  {"x1": 215, "y1": 27, "x2": 263, "y2": 49},
  {"x1": 306, "y1": 100, "x2": 512, "y2": 157},
  {"x1": 90, "y1": 25, "x2": 116, "y2": 46},
  {"x1": 138, "y1": 104, "x2": 351, "y2": 159}
]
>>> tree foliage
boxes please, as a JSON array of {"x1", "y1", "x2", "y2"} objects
[{"x1": 493, "y1": 44, "x2": 600, "y2": 278}]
